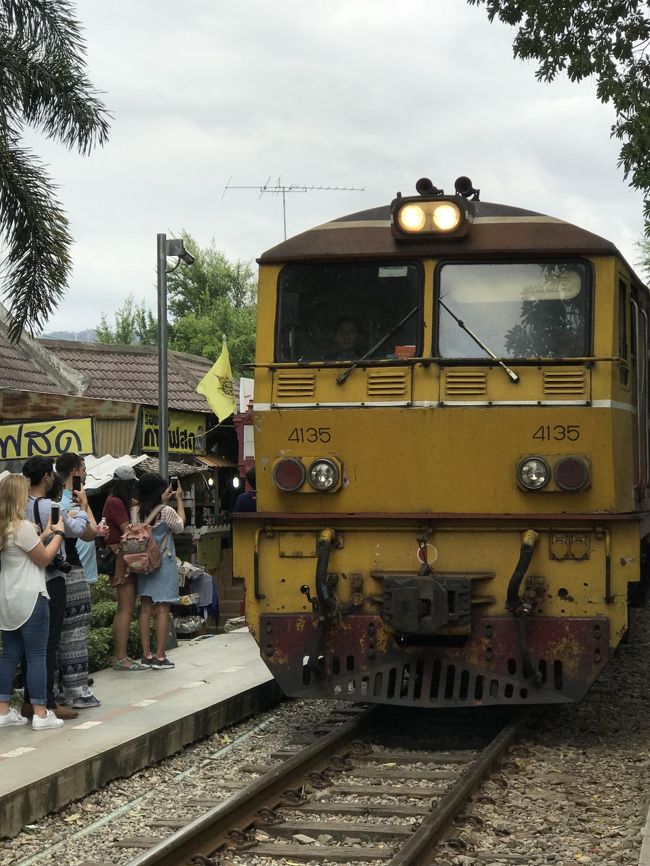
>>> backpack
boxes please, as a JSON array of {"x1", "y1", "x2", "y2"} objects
[{"x1": 120, "y1": 505, "x2": 165, "y2": 574}]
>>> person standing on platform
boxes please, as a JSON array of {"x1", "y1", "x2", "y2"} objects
[
  {"x1": 55, "y1": 453, "x2": 100, "y2": 709},
  {"x1": 0, "y1": 474, "x2": 66, "y2": 730},
  {"x1": 102, "y1": 466, "x2": 147, "y2": 671},
  {"x1": 135, "y1": 472, "x2": 185, "y2": 670},
  {"x1": 21, "y1": 457, "x2": 84, "y2": 720}
]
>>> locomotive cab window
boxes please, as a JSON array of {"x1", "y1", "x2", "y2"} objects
[
  {"x1": 276, "y1": 262, "x2": 422, "y2": 362},
  {"x1": 437, "y1": 261, "x2": 591, "y2": 359}
]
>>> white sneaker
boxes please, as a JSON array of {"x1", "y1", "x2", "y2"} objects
[
  {"x1": 0, "y1": 708, "x2": 28, "y2": 727},
  {"x1": 32, "y1": 709, "x2": 65, "y2": 731}
]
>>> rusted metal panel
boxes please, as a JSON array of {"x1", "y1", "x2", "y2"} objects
[
  {"x1": 260, "y1": 613, "x2": 608, "y2": 707},
  {"x1": 0, "y1": 390, "x2": 138, "y2": 421}
]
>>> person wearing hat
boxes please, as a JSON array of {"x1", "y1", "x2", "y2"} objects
[{"x1": 102, "y1": 465, "x2": 146, "y2": 671}]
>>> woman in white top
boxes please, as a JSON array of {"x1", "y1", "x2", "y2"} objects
[{"x1": 0, "y1": 474, "x2": 67, "y2": 730}]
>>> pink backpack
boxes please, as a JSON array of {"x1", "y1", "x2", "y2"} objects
[{"x1": 121, "y1": 505, "x2": 164, "y2": 574}]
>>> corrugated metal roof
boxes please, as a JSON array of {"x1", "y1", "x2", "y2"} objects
[{"x1": 84, "y1": 453, "x2": 149, "y2": 492}]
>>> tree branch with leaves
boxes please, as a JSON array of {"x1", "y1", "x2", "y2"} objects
[{"x1": 468, "y1": 0, "x2": 650, "y2": 229}]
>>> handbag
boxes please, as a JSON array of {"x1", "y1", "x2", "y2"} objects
[{"x1": 96, "y1": 544, "x2": 116, "y2": 576}]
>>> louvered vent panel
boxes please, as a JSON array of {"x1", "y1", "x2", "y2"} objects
[
  {"x1": 543, "y1": 369, "x2": 586, "y2": 396},
  {"x1": 274, "y1": 371, "x2": 316, "y2": 399},
  {"x1": 444, "y1": 370, "x2": 487, "y2": 396},
  {"x1": 366, "y1": 370, "x2": 408, "y2": 398}
]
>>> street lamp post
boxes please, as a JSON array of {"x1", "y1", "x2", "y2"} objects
[{"x1": 156, "y1": 234, "x2": 194, "y2": 482}]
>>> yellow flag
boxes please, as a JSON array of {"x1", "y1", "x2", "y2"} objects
[{"x1": 196, "y1": 340, "x2": 236, "y2": 421}]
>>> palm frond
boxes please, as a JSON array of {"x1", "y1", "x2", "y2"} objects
[{"x1": 0, "y1": 129, "x2": 71, "y2": 340}]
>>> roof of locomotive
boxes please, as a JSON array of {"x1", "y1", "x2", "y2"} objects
[{"x1": 258, "y1": 198, "x2": 622, "y2": 264}]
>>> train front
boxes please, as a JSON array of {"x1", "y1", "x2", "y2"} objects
[{"x1": 233, "y1": 177, "x2": 644, "y2": 707}]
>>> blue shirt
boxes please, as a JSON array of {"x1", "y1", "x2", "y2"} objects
[{"x1": 60, "y1": 489, "x2": 98, "y2": 583}]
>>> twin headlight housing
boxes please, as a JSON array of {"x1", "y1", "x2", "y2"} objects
[
  {"x1": 273, "y1": 457, "x2": 341, "y2": 493},
  {"x1": 391, "y1": 194, "x2": 471, "y2": 239},
  {"x1": 517, "y1": 455, "x2": 591, "y2": 492}
]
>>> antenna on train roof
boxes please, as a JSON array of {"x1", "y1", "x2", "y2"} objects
[{"x1": 222, "y1": 176, "x2": 365, "y2": 240}]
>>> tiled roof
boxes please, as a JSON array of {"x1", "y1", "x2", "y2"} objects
[
  {"x1": 0, "y1": 330, "x2": 61, "y2": 393},
  {"x1": 39, "y1": 340, "x2": 213, "y2": 413}
]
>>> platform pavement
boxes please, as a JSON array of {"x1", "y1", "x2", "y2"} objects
[{"x1": 0, "y1": 629, "x2": 283, "y2": 839}]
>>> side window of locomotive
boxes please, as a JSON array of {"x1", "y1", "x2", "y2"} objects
[
  {"x1": 276, "y1": 262, "x2": 422, "y2": 362},
  {"x1": 618, "y1": 279, "x2": 629, "y2": 386},
  {"x1": 437, "y1": 261, "x2": 590, "y2": 359}
]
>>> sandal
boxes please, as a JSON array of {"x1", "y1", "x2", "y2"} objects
[{"x1": 111, "y1": 657, "x2": 147, "y2": 671}]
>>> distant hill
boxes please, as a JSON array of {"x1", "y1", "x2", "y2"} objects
[{"x1": 41, "y1": 329, "x2": 98, "y2": 342}]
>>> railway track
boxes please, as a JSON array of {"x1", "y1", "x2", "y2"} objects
[{"x1": 116, "y1": 704, "x2": 527, "y2": 866}]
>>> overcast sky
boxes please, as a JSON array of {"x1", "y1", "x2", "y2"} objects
[{"x1": 29, "y1": 0, "x2": 645, "y2": 335}]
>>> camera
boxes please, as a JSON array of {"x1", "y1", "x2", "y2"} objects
[{"x1": 50, "y1": 504, "x2": 60, "y2": 524}]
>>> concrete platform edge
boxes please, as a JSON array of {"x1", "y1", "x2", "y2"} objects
[{"x1": 1, "y1": 679, "x2": 284, "y2": 839}]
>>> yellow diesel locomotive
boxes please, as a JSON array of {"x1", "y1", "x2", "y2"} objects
[{"x1": 233, "y1": 176, "x2": 650, "y2": 707}]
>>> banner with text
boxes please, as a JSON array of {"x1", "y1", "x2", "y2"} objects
[
  {"x1": 142, "y1": 408, "x2": 206, "y2": 454},
  {"x1": 0, "y1": 417, "x2": 95, "y2": 460}
]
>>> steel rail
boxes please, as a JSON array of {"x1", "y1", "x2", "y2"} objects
[
  {"x1": 125, "y1": 705, "x2": 377, "y2": 866},
  {"x1": 386, "y1": 711, "x2": 528, "y2": 866}
]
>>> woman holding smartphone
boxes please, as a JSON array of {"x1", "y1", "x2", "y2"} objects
[
  {"x1": 0, "y1": 474, "x2": 67, "y2": 730},
  {"x1": 135, "y1": 472, "x2": 185, "y2": 669}
]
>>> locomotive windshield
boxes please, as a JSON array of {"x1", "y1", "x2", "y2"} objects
[
  {"x1": 437, "y1": 261, "x2": 590, "y2": 359},
  {"x1": 276, "y1": 262, "x2": 422, "y2": 362}
]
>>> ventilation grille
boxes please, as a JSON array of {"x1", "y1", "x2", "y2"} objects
[
  {"x1": 303, "y1": 654, "x2": 564, "y2": 705},
  {"x1": 543, "y1": 369, "x2": 587, "y2": 396},
  {"x1": 274, "y1": 371, "x2": 316, "y2": 399},
  {"x1": 366, "y1": 369, "x2": 408, "y2": 398},
  {"x1": 444, "y1": 369, "x2": 488, "y2": 396}
]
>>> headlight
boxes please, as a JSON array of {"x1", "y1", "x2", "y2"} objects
[
  {"x1": 307, "y1": 459, "x2": 340, "y2": 491},
  {"x1": 273, "y1": 458, "x2": 306, "y2": 492},
  {"x1": 517, "y1": 457, "x2": 551, "y2": 490},
  {"x1": 398, "y1": 203, "x2": 427, "y2": 232},
  {"x1": 432, "y1": 203, "x2": 461, "y2": 231},
  {"x1": 392, "y1": 196, "x2": 467, "y2": 237},
  {"x1": 555, "y1": 456, "x2": 590, "y2": 491}
]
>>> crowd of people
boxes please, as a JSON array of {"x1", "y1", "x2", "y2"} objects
[{"x1": 0, "y1": 456, "x2": 185, "y2": 731}]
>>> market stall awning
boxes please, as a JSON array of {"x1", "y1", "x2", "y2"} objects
[
  {"x1": 84, "y1": 453, "x2": 149, "y2": 492},
  {"x1": 194, "y1": 454, "x2": 236, "y2": 469}
]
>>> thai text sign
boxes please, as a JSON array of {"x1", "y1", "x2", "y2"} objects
[
  {"x1": 142, "y1": 408, "x2": 206, "y2": 454},
  {"x1": 0, "y1": 417, "x2": 95, "y2": 460}
]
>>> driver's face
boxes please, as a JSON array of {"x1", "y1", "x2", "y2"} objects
[{"x1": 334, "y1": 321, "x2": 358, "y2": 352}]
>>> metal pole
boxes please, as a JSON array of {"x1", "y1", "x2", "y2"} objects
[{"x1": 156, "y1": 233, "x2": 169, "y2": 482}]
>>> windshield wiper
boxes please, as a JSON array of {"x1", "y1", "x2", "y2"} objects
[
  {"x1": 438, "y1": 298, "x2": 520, "y2": 384},
  {"x1": 336, "y1": 306, "x2": 419, "y2": 385}
]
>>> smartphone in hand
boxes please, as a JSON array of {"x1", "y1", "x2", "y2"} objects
[
  {"x1": 72, "y1": 476, "x2": 82, "y2": 492},
  {"x1": 171, "y1": 477, "x2": 179, "y2": 492},
  {"x1": 50, "y1": 504, "x2": 60, "y2": 524}
]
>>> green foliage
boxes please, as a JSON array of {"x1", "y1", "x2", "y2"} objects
[
  {"x1": 468, "y1": 0, "x2": 650, "y2": 231},
  {"x1": 90, "y1": 574, "x2": 115, "y2": 605},
  {"x1": 0, "y1": 0, "x2": 110, "y2": 339},
  {"x1": 91, "y1": 598, "x2": 117, "y2": 629},
  {"x1": 636, "y1": 237, "x2": 650, "y2": 280},
  {"x1": 170, "y1": 301, "x2": 257, "y2": 376},
  {"x1": 94, "y1": 234, "x2": 258, "y2": 375},
  {"x1": 96, "y1": 294, "x2": 157, "y2": 345},
  {"x1": 87, "y1": 626, "x2": 112, "y2": 673}
]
